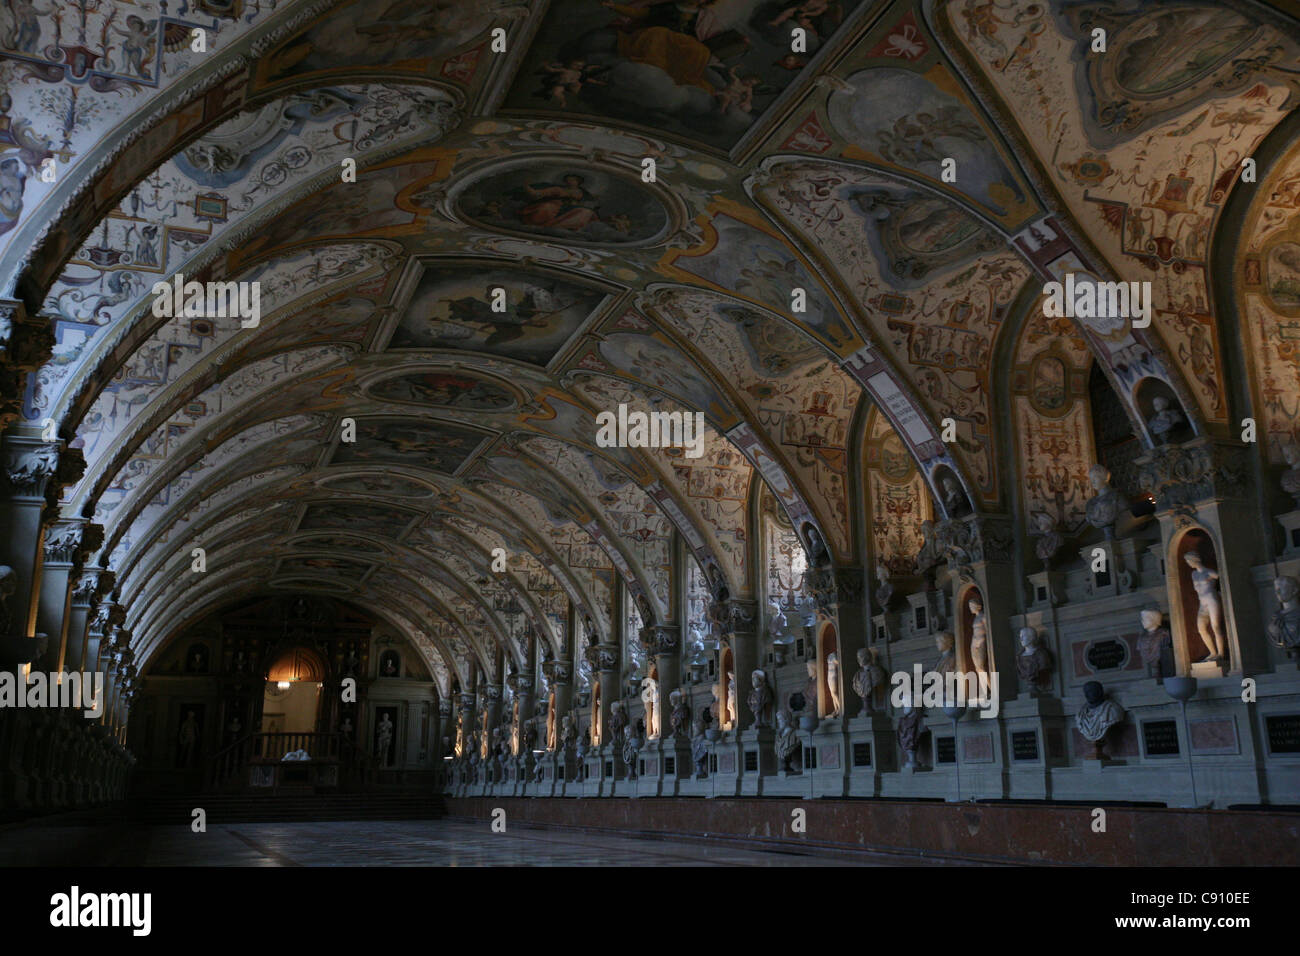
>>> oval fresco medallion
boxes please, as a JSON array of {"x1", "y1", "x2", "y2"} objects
[
  {"x1": 319, "y1": 473, "x2": 436, "y2": 498},
  {"x1": 454, "y1": 161, "x2": 672, "y2": 246},
  {"x1": 367, "y1": 371, "x2": 518, "y2": 411}
]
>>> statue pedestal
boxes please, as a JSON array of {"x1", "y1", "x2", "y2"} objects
[
  {"x1": 845, "y1": 713, "x2": 896, "y2": 797},
  {"x1": 999, "y1": 695, "x2": 1067, "y2": 801},
  {"x1": 1079, "y1": 539, "x2": 1142, "y2": 599},
  {"x1": 708, "y1": 735, "x2": 743, "y2": 797},
  {"x1": 870, "y1": 612, "x2": 894, "y2": 645},
  {"x1": 652, "y1": 735, "x2": 692, "y2": 795},
  {"x1": 1082, "y1": 755, "x2": 1124, "y2": 772},
  {"x1": 1277, "y1": 509, "x2": 1300, "y2": 556},
  {"x1": 1190, "y1": 659, "x2": 1229, "y2": 680},
  {"x1": 635, "y1": 739, "x2": 667, "y2": 797},
  {"x1": 904, "y1": 589, "x2": 948, "y2": 640},
  {"x1": 809, "y1": 721, "x2": 850, "y2": 798},
  {"x1": 738, "y1": 727, "x2": 776, "y2": 796},
  {"x1": 1026, "y1": 570, "x2": 1065, "y2": 609}
]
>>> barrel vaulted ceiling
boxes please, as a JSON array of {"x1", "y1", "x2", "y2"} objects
[{"x1": 4, "y1": 0, "x2": 1300, "y2": 694}]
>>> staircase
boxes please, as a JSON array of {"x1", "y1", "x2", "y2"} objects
[{"x1": 131, "y1": 791, "x2": 447, "y2": 825}]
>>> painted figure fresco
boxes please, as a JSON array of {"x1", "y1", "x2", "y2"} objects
[{"x1": 507, "y1": 0, "x2": 865, "y2": 148}]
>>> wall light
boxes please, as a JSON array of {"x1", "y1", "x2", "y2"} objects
[{"x1": 277, "y1": 681, "x2": 291, "y2": 690}]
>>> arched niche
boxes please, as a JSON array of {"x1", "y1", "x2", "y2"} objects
[
  {"x1": 955, "y1": 585, "x2": 990, "y2": 682},
  {"x1": 817, "y1": 622, "x2": 839, "y2": 718},
  {"x1": 719, "y1": 646, "x2": 735, "y2": 730},
  {"x1": 1134, "y1": 376, "x2": 1193, "y2": 446},
  {"x1": 1168, "y1": 527, "x2": 1234, "y2": 672},
  {"x1": 932, "y1": 464, "x2": 971, "y2": 518}
]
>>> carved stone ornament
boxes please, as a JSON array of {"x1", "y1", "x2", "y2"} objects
[
  {"x1": 1137, "y1": 440, "x2": 1249, "y2": 510},
  {"x1": 807, "y1": 568, "x2": 864, "y2": 613},
  {"x1": 933, "y1": 516, "x2": 1014, "y2": 568},
  {"x1": 647, "y1": 624, "x2": 680, "y2": 656},
  {"x1": 585, "y1": 642, "x2": 620, "y2": 673},
  {"x1": 4, "y1": 444, "x2": 60, "y2": 497},
  {"x1": 708, "y1": 600, "x2": 759, "y2": 635},
  {"x1": 72, "y1": 571, "x2": 101, "y2": 603},
  {"x1": 507, "y1": 672, "x2": 532, "y2": 695},
  {"x1": 551, "y1": 658, "x2": 573, "y2": 683},
  {"x1": 43, "y1": 522, "x2": 85, "y2": 564}
]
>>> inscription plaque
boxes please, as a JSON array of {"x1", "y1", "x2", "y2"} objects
[
  {"x1": 1012, "y1": 730, "x2": 1039, "y2": 761},
  {"x1": 1142, "y1": 720, "x2": 1180, "y2": 756}
]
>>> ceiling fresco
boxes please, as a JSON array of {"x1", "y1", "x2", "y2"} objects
[{"x1": 1, "y1": 0, "x2": 1295, "y2": 686}]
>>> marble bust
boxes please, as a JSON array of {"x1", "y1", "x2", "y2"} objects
[
  {"x1": 825, "y1": 653, "x2": 842, "y2": 717},
  {"x1": 1084, "y1": 464, "x2": 1125, "y2": 540},
  {"x1": 1147, "y1": 396, "x2": 1184, "y2": 444},
  {"x1": 1076, "y1": 681, "x2": 1124, "y2": 759},
  {"x1": 747, "y1": 669, "x2": 773, "y2": 728},
  {"x1": 933, "y1": 632, "x2": 956, "y2": 675},
  {"x1": 1184, "y1": 549, "x2": 1227, "y2": 663},
  {"x1": 1281, "y1": 444, "x2": 1300, "y2": 508},
  {"x1": 1015, "y1": 627, "x2": 1051, "y2": 691},
  {"x1": 1137, "y1": 607, "x2": 1173, "y2": 679},
  {"x1": 874, "y1": 564, "x2": 894, "y2": 611},
  {"x1": 1033, "y1": 512, "x2": 1063, "y2": 569},
  {"x1": 852, "y1": 647, "x2": 886, "y2": 715},
  {"x1": 774, "y1": 708, "x2": 800, "y2": 774},
  {"x1": 1267, "y1": 575, "x2": 1300, "y2": 659}
]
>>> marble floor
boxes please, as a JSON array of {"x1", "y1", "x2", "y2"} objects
[{"x1": 0, "y1": 818, "x2": 968, "y2": 866}]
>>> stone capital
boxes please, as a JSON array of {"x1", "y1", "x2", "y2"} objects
[
  {"x1": 506, "y1": 672, "x2": 532, "y2": 695},
  {"x1": 708, "y1": 599, "x2": 760, "y2": 635},
  {"x1": 1137, "y1": 438, "x2": 1250, "y2": 511},
  {"x1": 642, "y1": 624, "x2": 681, "y2": 657},
  {"x1": 585, "y1": 642, "x2": 620, "y2": 673},
  {"x1": 807, "y1": 568, "x2": 865, "y2": 613}
]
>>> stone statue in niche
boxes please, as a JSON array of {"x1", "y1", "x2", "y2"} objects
[
  {"x1": 1137, "y1": 608, "x2": 1174, "y2": 679},
  {"x1": 1147, "y1": 396, "x2": 1185, "y2": 444},
  {"x1": 1267, "y1": 576, "x2": 1300, "y2": 660},
  {"x1": 1075, "y1": 681, "x2": 1124, "y2": 759},
  {"x1": 622, "y1": 725, "x2": 639, "y2": 778},
  {"x1": 967, "y1": 596, "x2": 989, "y2": 681},
  {"x1": 1016, "y1": 627, "x2": 1052, "y2": 691},
  {"x1": 608, "y1": 699, "x2": 628, "y2": 750},
  {"x1": 691, "y1": 706, "x2": 711, "y2": 777},
  {"x1": 640, "y1": 675, "x2": 660, "y2": 739},
  {"x1": 375, "y1": 713, "x2": 394, "y2": 767},
  {"x1": 1033, "y1": 513, "x2": 1063, "y2": 569},
  {"x1": 1084, "y1": 464, "x2": 1126, "y2": 540},
  {"x1": 522, "y1": 717, "x2": 538, "y2": 754},
  {"x1": 1184, "y1": 549, "x2": 1227, "y2": 663},
  {"x1": 726, "y1": 670, "x2": 737, "y2": 728},
  {"x1": 874, "y1": 565, "x2": 894, "y2": 611},
  {"x1": 561, "y1": 714, "x2": 577, "y2": 752},
  {"x1": 176, "y1": 710, "x2": 199, "y2": 767},
  {"x1": 774, "y1": 708, "x2": 800, "y2": 774},
  {"x1": 825, "y1": 653, "x2": 842, "y2": 717},
  {"x1": 941, "y1": 475, "x2": 971, "y2": 517},
  {"x1": 1281, "y1": 445, "x2": 1300, "y2": 508},
  {"x1": 897, "y1": 703, "x2": 924, "y2": 769},
  {"x1": 669, "y1": 688, "x2": 690, "y2": 737},
  {"x1": 933, "y1": 632, "x2": 956, "y2": 675},
  {"x1": 747, "y1": 669, "x2": 773, "y2": 727},
  {"x1": 852, "y1": 647, "x2": 886, "y2": 715},
  {"x1": 802, "y1": 523, "x2": 829, "y2": 568}
]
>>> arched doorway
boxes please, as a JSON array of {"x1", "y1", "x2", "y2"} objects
[{"x1": 260, "y1": 645, "x2": 328, "y2": 755}]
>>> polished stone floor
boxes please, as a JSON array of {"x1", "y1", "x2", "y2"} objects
[{"x1": 0, "y1": 818, "x2": 963, "y2": 866}]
